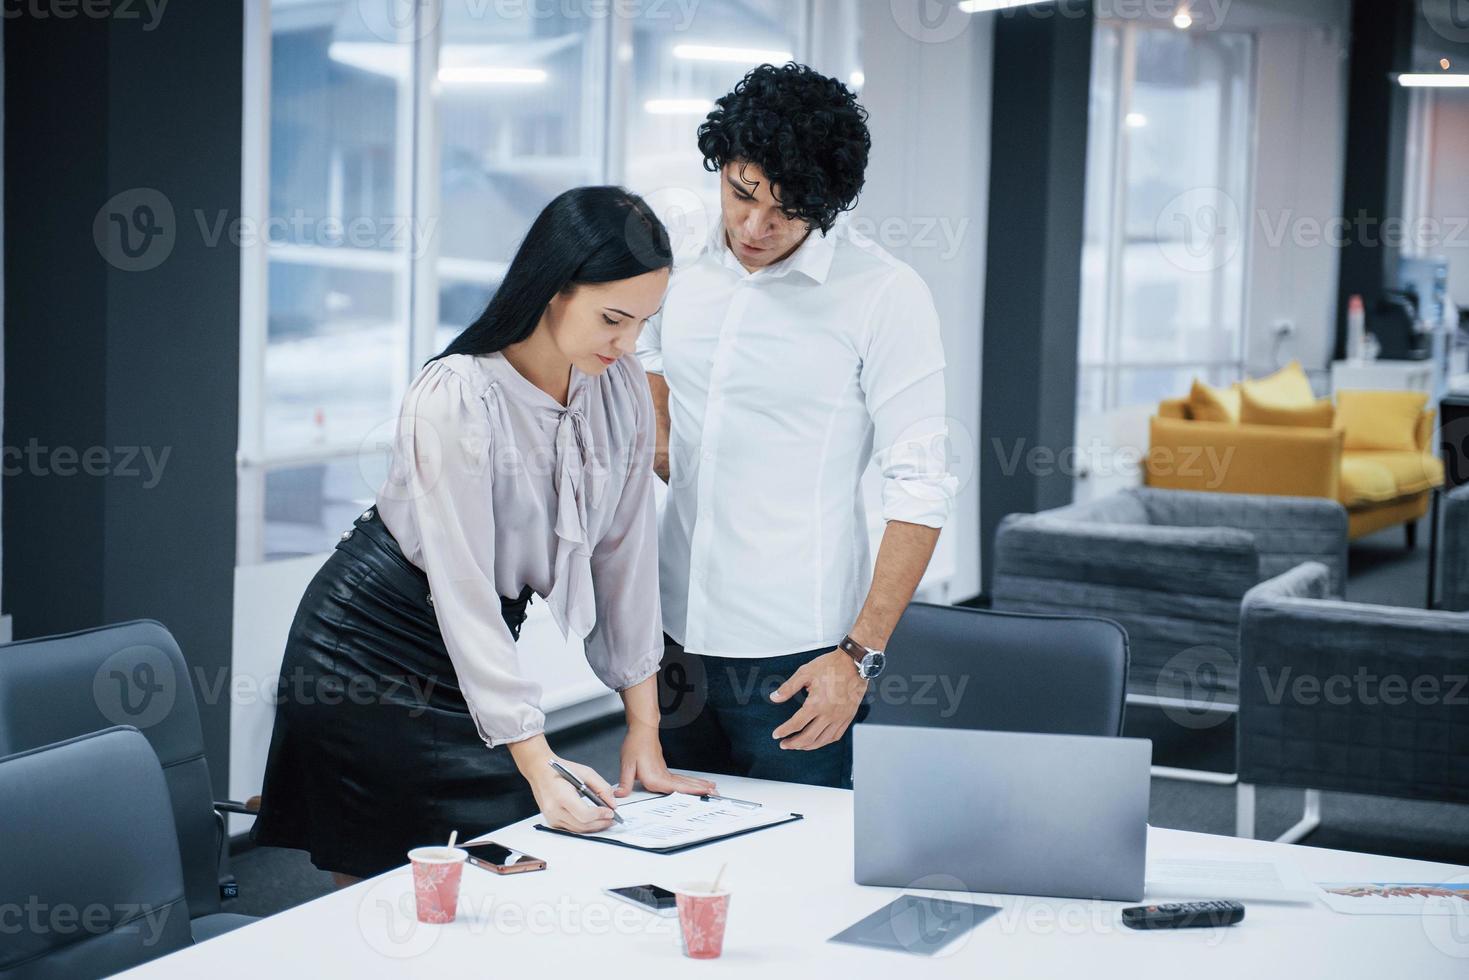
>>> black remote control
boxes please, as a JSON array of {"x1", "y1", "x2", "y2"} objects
[{"x1": 1121, "y1": 900, "x2": 1245, "y2": 929}]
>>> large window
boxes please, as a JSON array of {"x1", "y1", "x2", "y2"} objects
[
  {"x1": 240, "y1": 1, "x2": 810, "y2": 563},
  {"x1": 1077, "y1": 21, "x2": 1255, "y2": 418}
]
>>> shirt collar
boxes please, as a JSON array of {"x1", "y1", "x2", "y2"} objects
[{"x1": 701, "y1": 215, "x2": 838, "y2": 285}]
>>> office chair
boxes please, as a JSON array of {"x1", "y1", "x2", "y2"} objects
[
  {"x1": 859, "y1": 602, "x2": 1129, "y2": 737},
  {"x1": 0, "y1": 620, "x2": 257, "y2": 941},
  {"x1": 0, "y1": 727, "x2": 196, "y2": 979}
]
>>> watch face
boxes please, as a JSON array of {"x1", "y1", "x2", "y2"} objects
[{"x1": 861, "y1": 651, "x2": 886, "y2": 678}]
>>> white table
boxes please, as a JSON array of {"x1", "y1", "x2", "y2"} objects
[{"x1": 119, "y1": 774, "x2": 1469, "y2": 977}]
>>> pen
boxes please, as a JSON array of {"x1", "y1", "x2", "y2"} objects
[
  {"x1": 700, "y1": 793, "x2": 761, "y2": 809},
  {"x1": 549, "y1": 760, "x2": 625, "y2": 825}
]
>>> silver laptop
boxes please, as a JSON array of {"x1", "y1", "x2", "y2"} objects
[{"x1": 854, "y1": 725, "x2": 1151, "y2": 901}]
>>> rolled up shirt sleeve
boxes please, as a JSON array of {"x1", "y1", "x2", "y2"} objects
[
  {"x1": 858, "y1": 266, "x2": 958, "y2": 529},
  {"x1": 390, "y1": 363, "x2": 545, "y2": 748},
  {"x1": 583, "y1": 359, "x2": 665, "y2": 691}
]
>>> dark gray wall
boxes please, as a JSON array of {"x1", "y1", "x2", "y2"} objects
[
  {"x1": 978, "y1": 3, "x2": 1094, "y2": 595},
  {"x1": 1334, "y1": 0, "x2": 1415, "y2": 359},
  {"x1": 4, "y1": 4, "x2": 241, "y2": 797}
]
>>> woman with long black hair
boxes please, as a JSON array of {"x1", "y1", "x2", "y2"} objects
[{"x1": 252, "y1": 186, "x2": 715, "y2": 885}]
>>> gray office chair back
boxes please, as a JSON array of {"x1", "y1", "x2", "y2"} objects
[
  {"x1": 861, "y1": 602, "x2": 1129, "y2": 736},
  {"x1": 0, "y1": 726, "x2": 194, "y2": 979},
  {"x1": 0, "y1": 620, "x2": 223, "y2": 919}
]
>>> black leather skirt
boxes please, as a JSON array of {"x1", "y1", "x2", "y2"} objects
[{"x1": 249, "y1": 507, "x2": 539, "y2": 879}]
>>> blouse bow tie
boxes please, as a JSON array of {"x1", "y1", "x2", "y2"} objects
[{"x1": 546, "y1": 404, "x2": 600, "y2": 639}]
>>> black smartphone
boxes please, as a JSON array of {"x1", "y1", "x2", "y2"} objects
[
  {"x1": 461, "y1": 841, "x2": 546, "y2": 875},
  {"x1": 605, "y1": 884, "x2": 679, "y2": 917}
]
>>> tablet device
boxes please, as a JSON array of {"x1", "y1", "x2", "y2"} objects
[{"x1": 828, "y1": 894, "x2": 999, "y2": 956}]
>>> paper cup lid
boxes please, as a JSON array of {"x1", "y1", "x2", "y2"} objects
[
  {"x1": 675, "y1": 881, "x2": 731, "y2": 897},
  {"x1": 408, "y1": 846, "x2": 468, "y2": 864}
]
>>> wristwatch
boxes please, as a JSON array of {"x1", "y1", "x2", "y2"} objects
[{"x1": 838, "y1": 634, "x2": 886, "y2": 680}]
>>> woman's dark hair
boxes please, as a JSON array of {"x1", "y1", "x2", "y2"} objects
[
  {"x1": 433, "y1": 186, "x2": 672, "y2": 360},
  {"x1": 697, "y1": 62, "x2": 870, "y2": 234}
]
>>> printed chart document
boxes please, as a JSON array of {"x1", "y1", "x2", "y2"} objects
[
  {"x1": 535, "y1": 793, "x2": 802, "y2": 854},
  {"x1": 1316, "y1": 881, "x2": 1469, "y2": 916}
]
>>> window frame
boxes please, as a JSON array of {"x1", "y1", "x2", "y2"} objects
[{"x1": 1077, "y1": 18, "x2": 1258, "y2": 416}]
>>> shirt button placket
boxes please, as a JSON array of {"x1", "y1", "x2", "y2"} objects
[{"x1": 688, "y1": 283, "x2": 750, "y2": 649}]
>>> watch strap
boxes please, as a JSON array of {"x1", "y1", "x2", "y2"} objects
[{"x1": 838, "y1": 634, "x2": 881, "y2": 663}]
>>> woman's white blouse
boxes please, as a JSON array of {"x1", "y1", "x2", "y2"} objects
[{"x1": 375, "y1": 351, "x2": 663, "y2": 748}]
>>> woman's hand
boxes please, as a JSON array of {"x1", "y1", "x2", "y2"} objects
[
  {"x1": 616, "y1": 724, "x2": 716, "y2": 798},
  {"x1": 532, "y1": 757, "x2": 621, "y2": 833},
  {"x1": 509, "y1": 735, "x2": 619, "y2": 833},
  {"x1": 615, "y1": 674, "x2": 716, "y2": 797}
]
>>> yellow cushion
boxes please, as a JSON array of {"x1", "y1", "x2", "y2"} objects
[
  {"x1": 1342, "y1": 450, "x2": 1445, "y2": 498},
  {"x1": 1335, "y1": 390, "x2": 1427, "y2": 451},
  {"x1": 1188, "y1": 379, "x2": 1241, "y2": 424},
  {"x1": 1158, "y1": 397, "x2": 1191, "y2": 421},
  {"x1": 1338, "y1": 457, "x2": 1399, "y2": 507},
  {"x1": 1238, "y1": 388, "x2": 1335, "y2": 428},
  {"x1": 1241, "y1": 361, "x2": 1315, "y2": 408}
]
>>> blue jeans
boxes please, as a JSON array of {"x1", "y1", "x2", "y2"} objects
[{"x1": 656, "y1": 636, "x2": 870, "y2": 789}]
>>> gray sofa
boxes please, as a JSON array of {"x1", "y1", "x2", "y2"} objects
[
  {"x1": 1236, "y1": 561, "x2": 1469, "y2": 840},
  {"x1": 992, "y1": 487, "x2": 1348, "y2": 705},
  {"x1": 1440, "y1": 482, "x2": 1469, "y2": 611}
]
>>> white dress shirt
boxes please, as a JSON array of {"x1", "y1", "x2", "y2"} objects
[
  {"x1": 637, "y1": 218, "x2": 957, "y2": 658},
  {"x1": 376, "y1": 352, "x2": 664, "y2": 746}
]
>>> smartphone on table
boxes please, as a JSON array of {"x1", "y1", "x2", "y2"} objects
[
  {"x1": 605, "y1": 884, "x2": 679, "y2": 918},
  {"x1": 461, "y1": 840, "x2": 546, "y2": 874}
]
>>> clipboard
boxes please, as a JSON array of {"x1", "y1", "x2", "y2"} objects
[{"x1": 533, "y1": 792, "x2": 804, "y2": 855}]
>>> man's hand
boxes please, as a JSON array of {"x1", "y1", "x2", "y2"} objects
[
  {"x1": 769, "y1": 650, "x2": 868, "y2": 750},
  {"x1": 647, "y1": 371, "x2": 672, "y2": 483}
]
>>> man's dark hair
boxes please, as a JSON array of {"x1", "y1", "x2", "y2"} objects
[{"x1": 697, "y1": 63, "x2": 870, "y2": 234}]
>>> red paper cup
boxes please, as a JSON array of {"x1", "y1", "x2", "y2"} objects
[
  {"x1": 675, "y1": 882, "x2": 732, "y2": 959},
  {"x1": 407, "y1": 846, "x2": 467, "y2": 924}
]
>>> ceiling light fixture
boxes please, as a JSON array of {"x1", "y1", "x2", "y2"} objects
[
  {"x1": 1396, "y1": 73, "x2": 1469, "y2": 88},
  {"x1": 644, "y1": 98, "x2": 715, "y2": 115},
  {"x1": 437, "y1": 67, "x2": 547, "y2": 86},
  {"x1": 957, "y1": 0, "x2": 1054, "y2": 12},
  {"x1": 672, "y1": 44, "x2": 794, "y2": 64}
]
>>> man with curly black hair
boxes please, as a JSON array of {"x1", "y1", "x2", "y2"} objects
[{"x1": 633, "y1": 63, "x2": 957, "y2": 793}]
